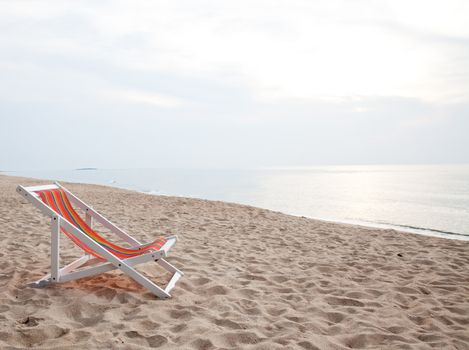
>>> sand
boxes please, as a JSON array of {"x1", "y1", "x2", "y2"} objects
[{"x1": 0, "y1": 174, "x2": 468, "y2": 349}]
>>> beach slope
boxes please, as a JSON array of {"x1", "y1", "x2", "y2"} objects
[{"x1": 0, "y1": 175, "x2": 468, "y2": 349}]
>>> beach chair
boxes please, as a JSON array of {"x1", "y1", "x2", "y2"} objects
[{"x1": 16, "y1": 182, "x2": 183, "y2": 299}]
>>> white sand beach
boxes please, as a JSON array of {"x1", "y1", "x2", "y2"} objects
[{"x1": 0, "y1": 175, "x2": 468, "y2": 349}]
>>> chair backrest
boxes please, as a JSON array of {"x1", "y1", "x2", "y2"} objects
[
  {"x1": 37, "y1": 188, "x2": 95, "y2": 239},
  {"x1": 35, "y1": 188, "x2": 106, "y2": 259},
  {"x1": 34, "y1": 188, "x2": 148, "y2": 259}
]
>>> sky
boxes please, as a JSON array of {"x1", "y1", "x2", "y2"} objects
[{"x1": 0, "y1": 0, "x2": 468, "y2": 170}]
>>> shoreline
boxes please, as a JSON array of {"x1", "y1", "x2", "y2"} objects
[
  {"x1": 0, "y1": 174, "x2": 468, "y2": 348},
  {"x1": 3, "y1": 172, "x2": 468, "y2": 241}
]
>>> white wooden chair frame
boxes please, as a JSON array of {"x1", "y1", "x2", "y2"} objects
[{"x1": 17, "y1": 182, "x2": 183, "y2": 299}]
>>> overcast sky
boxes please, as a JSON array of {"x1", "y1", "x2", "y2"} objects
[{"x1": 1, "y1": 0, "x2": 468, "y2": 170}]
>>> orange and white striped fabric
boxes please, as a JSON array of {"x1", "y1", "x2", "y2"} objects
[{"x1": 36, "y1": 188, "x2": 167, "y2": 260}]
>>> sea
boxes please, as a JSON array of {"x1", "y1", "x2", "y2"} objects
[{"x1": 6, "y1": 164, "x2": 469, "y2": 240}]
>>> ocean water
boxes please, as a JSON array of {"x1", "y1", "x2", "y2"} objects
[{"x1": 7, "y1": 165, "x2": 469, "y2": 240}]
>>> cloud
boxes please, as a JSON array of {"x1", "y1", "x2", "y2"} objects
[
  {"x1": 0, "y1": 0, "x2": 469, "y2": 170},
  {"x1": 1, "y1": 0, "x2": 468, "y2": 104},
  {"x1": 103, "y1": 89, "x2": 185, "y2": 108}
]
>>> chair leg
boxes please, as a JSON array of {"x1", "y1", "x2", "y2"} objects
[
  {"x1": 32, "y1": 216, "x2": 62, "y2": 286},
  {"x1": 157, "y1": 258, "x2": 184, "y2": 276},
  {"x1": 30, "y1": 254, "x2": 92, "y2": 287},
  {"x1": 117, "y1": 261, "x2": 171, "y2": 299},
  {"x1": 50, "y1": 216, "x2": 60, "y2": 282},
  {"x1": 155, "y1": 258, "x2": 184, "y2": 295}
]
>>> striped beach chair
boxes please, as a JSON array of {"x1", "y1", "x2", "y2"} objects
[{"x1": 17, "y1": 182, "x2": 183, "y2": 299}]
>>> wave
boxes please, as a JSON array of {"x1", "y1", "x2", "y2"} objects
[{"x1": 359, "y1": 219, "x2": 469, "y2": 238}]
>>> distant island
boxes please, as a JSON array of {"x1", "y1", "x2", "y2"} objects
[{"x1": 75, "y1": 167, "x2": 98, "y2": 171}]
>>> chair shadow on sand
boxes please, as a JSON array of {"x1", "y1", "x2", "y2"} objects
[{"x1": 54, "y1": 270, "x2": 173, "y2": 300}]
